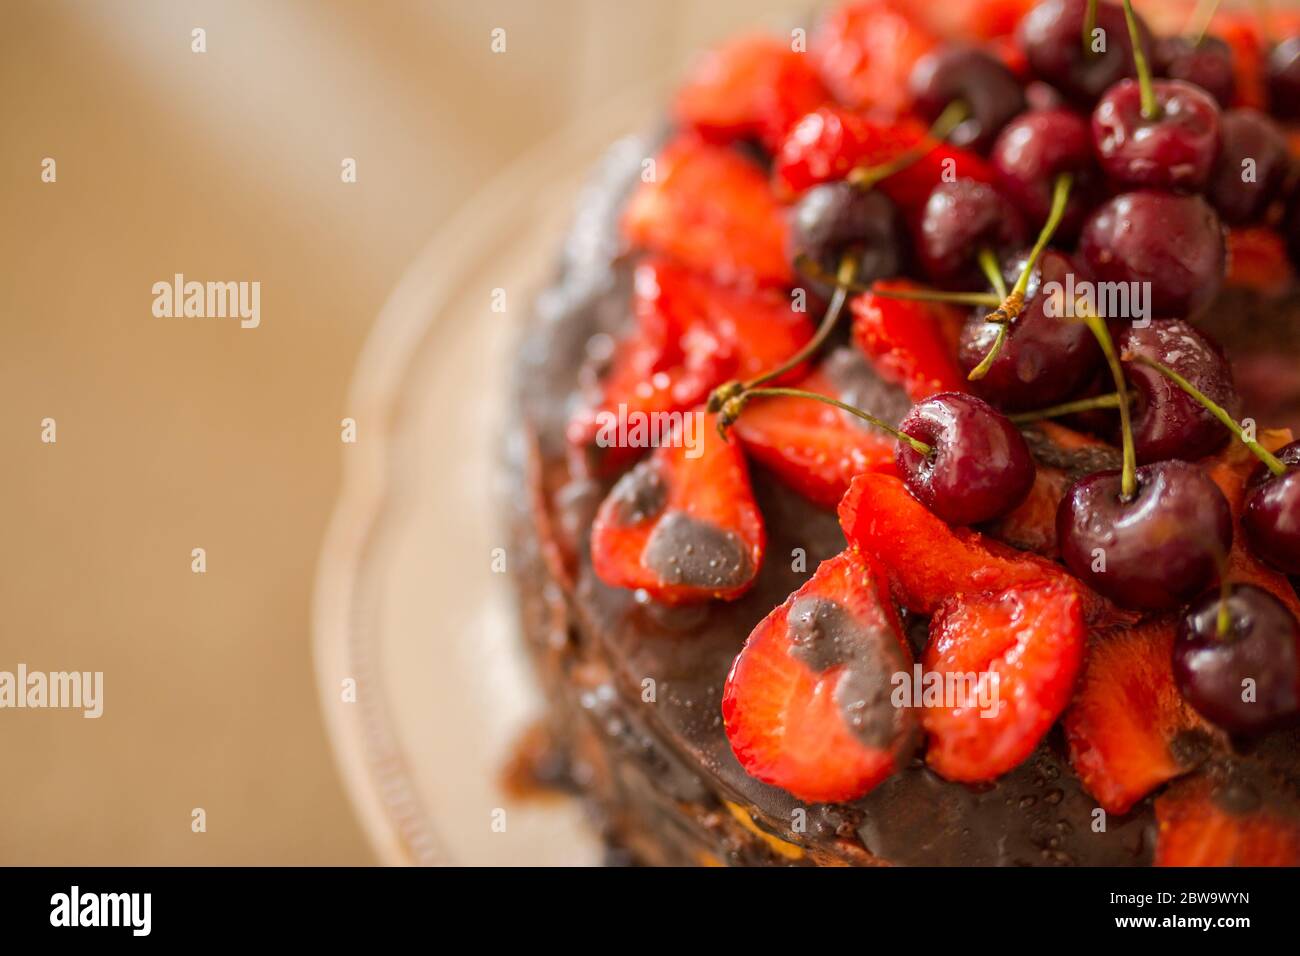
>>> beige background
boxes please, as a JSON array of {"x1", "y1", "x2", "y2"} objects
[{"x1": 0, "y1": 0, "x2": 799, "y2": 864}]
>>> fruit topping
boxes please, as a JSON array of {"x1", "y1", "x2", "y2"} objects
[
  {"x1": 1154, "y1": 34, "x2": 1235, "y2": 107},
  {"x1": 850, "y1": 280, "x2": 969, "y2": 402},
  {"x1": 590, "y1": 411, "x2": 764, "y2": 604},
  {"x1": 813, "y1": 0, "x2": 940, "y2": 116},
  {"x1": 1174, "y1": 583, "x2": 1300, "y2": 735},
  {"x1": 674, "y1": 34, "x2": 830, "y2": 151},
  {"x1": 788, "y1": 182, "x2": 907, "y2": 298},
  {"x1": 1064, "y1": 619, "x2": 1214, "y2": 815},
  {"x1": 1243, "y1": 440, "x2": 1300, "y2": 576},
  {"x1": 1208, "y1": 109, "x2": 1288, "y2": 225},
  {"x1": 1057, "y1": 460, "x2": 1234, "y2": 611},
  {"x1": 918, "y1": 179, "x2": 1026, "y2": 286},
  {"x1": 991, "y1": 108, "x2": 1100, "y2": 238},
  {"x1": 894, "y1": 392, "x2": 1036, "y2": 526},
  {"x1": 923, "y1": 581, "x2": 1085, "y2": 781},
  {"x1": 722, "y1": 548, "x2": 918, "y2": 803},
  {"x1": 622, "y1": 135, "x2": 791, "y2": 287},
  {"x1": 1019, "y1": 0, "x2": 1152, "y2": 105},
  {"x1": 909, "y1": 45, "x2": 1026, "y2": 151},
  {"x1": 1155, "y1": 774, "x2": 1300, "y2": 866}
]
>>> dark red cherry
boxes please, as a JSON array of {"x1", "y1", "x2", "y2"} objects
[
  {"x1": 991, "y1": 108, "x2": 1100, "y2": 238},
  {"x1": 1057, "y1": 460, "x2": 1234, "y2": 611},
  {"x1": 1118, "y1": 320, "x2": 1240, "y2": 463},
  {"x1": 1244, "y1": 441, "x2": 1300, "y2": 576},
  {"x1": 917, "y1": 179, "x2": 1025, "y2": 286},
  {"x1": 958, "y1": 249, "x2": 1103, "y2": 410},
  {"x1": 1025, "y1": 81, "x2": 1066, "y2": 112},
  {"x1": 1284, "y1": 187, "x2": 1300, "y2": 269},
  {"x1": 1079, "y1": 191, "x2": 1225, "y2": 319},
  {"x1": 1174, "y1": 584, "x2": 1300, "y2": 735},
  {"x1": 788, "y1": 182, "x2": 907, "y2": 296},
  {"x1": 1267, "y1": 37, "x2": 1300, "y2": 121},
  {"x1": 909, "y1": 45, "x2": 1027, "y2": 152},
  {"x1": 1208, "y1": 109, "x2": 1290, "y2": 225},
  {"x1": 1091, "y1": 79, "x2": 1221, "y2": 192},
  {"x1": 894, "y1": 392, "x2": 1035, "y2": 526},
  {"x1": 1019, "y1": 0, "x2": 1153, "y2": 105},
  {"x1": 1154, "y1": 35, "x2": 1235, "y2": 107}
]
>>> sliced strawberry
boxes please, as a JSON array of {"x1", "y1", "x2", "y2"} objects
[
  {"x1": 772, "y1": 108, "x2": 996, "y2": 210},
  {"x1": 1064, "y1": 620, "x2": 1215, "y2": 815},
  {"x1": 850, "y1": 280, "x2": 968, "y2": 402},
  {"x1": 812, "y1": 0, "x2": 939, "y2": 117},
  {"x1": 622, "y1": 135, "x2": 791, "y2": 288},
  {"x1": 1155, "y1": 774, "x2": 1300, "y2": 867},
  {"x1": 732, "y1": 368, "x2": 897, "y2": 509},
  {"x1": 1204, "y1": 429, "x2": 1300, "y2": 620},
  {"x1": 838, "y1": 472, "x2": 1073, "y2": 615},
  {"x1": 591, "y1": 411, "x2": 764, "y2": 604},
  {"x1": 923, "y1": 581, "x2": 1085, "y2": 781},
  {"x1": 1226, "y1": 227, "x2": 1294, "y2": 296},
  {"x1": 916, "y1": 0, "x2": 1037, "y2": 40},
  {"x1": 723, "y1": 547, "x2": 917, "y2": 803},
  {"x1": 674, "y1": 34, "x2": 830, "y2": 152},
  {"x1": 567, "y1": 259, "x2": 814, "y2": 474}
]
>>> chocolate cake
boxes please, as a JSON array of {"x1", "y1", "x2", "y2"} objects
[{"x1": 506, "y1": 1, "x2": 1300, "y2": 866}]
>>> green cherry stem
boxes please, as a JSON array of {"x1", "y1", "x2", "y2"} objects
[
  {"x1": 792, "y1": 255, "x2": 1001, "y2": 306},
  {"x1": 1187, "y1": 0, "x2": 1220, "y2": 45},
  {"x1": 847, "y1": 100, "x2": 970, "y2": 191},
  {"x1": 1008, "y1": 391, "x2": 1125, "y2": 424},
  {"x1": 1083, "y1": 0, "x2": 1098, "y2": 56},
  {"x1": 1083, "y1": 311, "x2": 1138, "y2": 501},
  {"x1": 1216, "y1": 568, "x2": 1234, "y2": 638},
  {"x1": 1122, "y1": 0, "x2": 1160, "y2": 120},
  {"x1": 977, "y1": 247, "x2": 1008, "y2": 300},
  {"x1": 722, "y1": 387, "x2": 933, "y2": 456},
  {"x1": 968, "y1": 173, "x2": 1073, "y2": 381},
  {"x1": 1126, "y1": 354, "x2": 1289, "y2": 477}
]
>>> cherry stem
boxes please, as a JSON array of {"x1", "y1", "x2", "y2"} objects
[
  {"x1": 746, "y1": 254, "x2": 858, "y2": 391},
  {"x1": 977, "y1": 248, "x2": 1007, "y2": 300},
  {"x1": 1187, "y1": 0, "x2": 1220, "y2": 45},
  {"x1": 1217, "y1": 572, "x2": 1233, "y2": 639},
  {"x1": 793, "y1": 255, "x2": 1001, "y2": 306},
  {"x1": 731, "y1": 387, "x2": 933, "y2": 457},
  {"x1": 1083, "y1": 312, "x2": 1138, "y2": 501},
  {"x1": 1083, "y1": 0, "x2": 1098, "y2": 56},
  {"x1": 1122, "y1": 0, "x2": 1160, "y2": 120},
  {"x1": 847, "y1": 100, "x2": 970, "y2": 190},
  {"x1": 1127, "y1": 355, "x2": 1289, "y2": 477},
  {"x1": 968, "y1": 173, "x2": 1073, "y2": 381},
  {"x1": 1008, "y1": 392, "x2": 1124, "y2": 424}
]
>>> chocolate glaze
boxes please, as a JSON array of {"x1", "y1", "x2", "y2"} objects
[
  {"x1": 505, "y1": 137, "x2": 1300, "y2": 865},
  {"x1": 643, "y1": 511, "x2": 753, "y2": 590},
  {"x1": 606, "y1": 463, "x2": 667, "y2": 526}
]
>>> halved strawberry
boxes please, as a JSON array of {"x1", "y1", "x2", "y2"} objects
[
  {"x1": 622, "y1": 135, "x2": 792, "y2": 288},
  {"x1": 1226, "y1": 227, "x2": 1294, "y2": 295},
  {"x1": 838, "y1": 472, "x2": 1072, "y2": 615},
  {"x1": 591, "y1": 411, "x2": 764, "y2": 604},
  {"x1": 722, "y1": 547, "x2": 917, "y2": 803},
  {"x1": 1204, "y1": 429, "x2": 1300, "y2": 620},
  {"x1": 674, "y1": 34, "x2": 830, "y2": 152},
  {"x1": 923, "y1": 581, "x2": 1085, "y2": 781},
  {"x1": 1155, "y1": 774, "x2": 1300, "y2": 867},
  {"x1": 850, "y1": 280, "x2": 968, "y2": 402},
  {"x1": 772, "y1": 107, "x2": 996, "y2": 210},
  {"x1": 1064, "y1": 620, "x2": 1215, "y2": 816},
  {"x1": 567, "y1": 258, "x2": 814, "y2": 474},
  {"x1": 732, "y1": 367, "x2": 898, "y2": 509},
  {"x1": 812, "y1": 0, "x2": 939, "y2": 117}
]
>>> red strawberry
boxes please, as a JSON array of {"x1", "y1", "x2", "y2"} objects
[
  {"x1": 919, "y1": 0, "x2": 1037, "y2": 41},
  {"x1": 591, "y1": 411, "x2": 764, "y2": 604},
  {"x1": 838, "y1": 472, "x2": 1072, "y2": 615},
  {"x1": 772, "y1": 108, "x2": 995, "y2": 210},
  {"x1": 622, "y1": 135, "x2": 792, "y2": 288},
  {"x1": 1155, "y1": 775, "x2": 1300, "y2": 866},
  {"x1": 1064, "y1": 620, "x2": 1215, "y2": 815},
  {"x1": 923, "y1": 581, "x2": 1085, "y2": 782},
  {"x1": 732, "y1": 368, "x2": 898, "y2": 509},
  {"x1": 812, "y1": 0, "x2": 939, "y2": 117},
  {"x1": 850, "y1": 280, "x2": 968, "y2": 402},
  {"x1": 1226, "y1": 227, "x2": 1294, "y2": 296},
  {"x1": 567, "y1": 259, "x2": 814, "y2": 474},
  {"x1": 723, "y1": 547, "x2": 917, "y2": 803},
  {"x1": 674, "y1": 34, "x2": 830, "y2": 152}
]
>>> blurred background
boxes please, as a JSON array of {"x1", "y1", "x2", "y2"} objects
[{"x1": 0, "y1": 0, "x2": 802, "y2": 865}]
